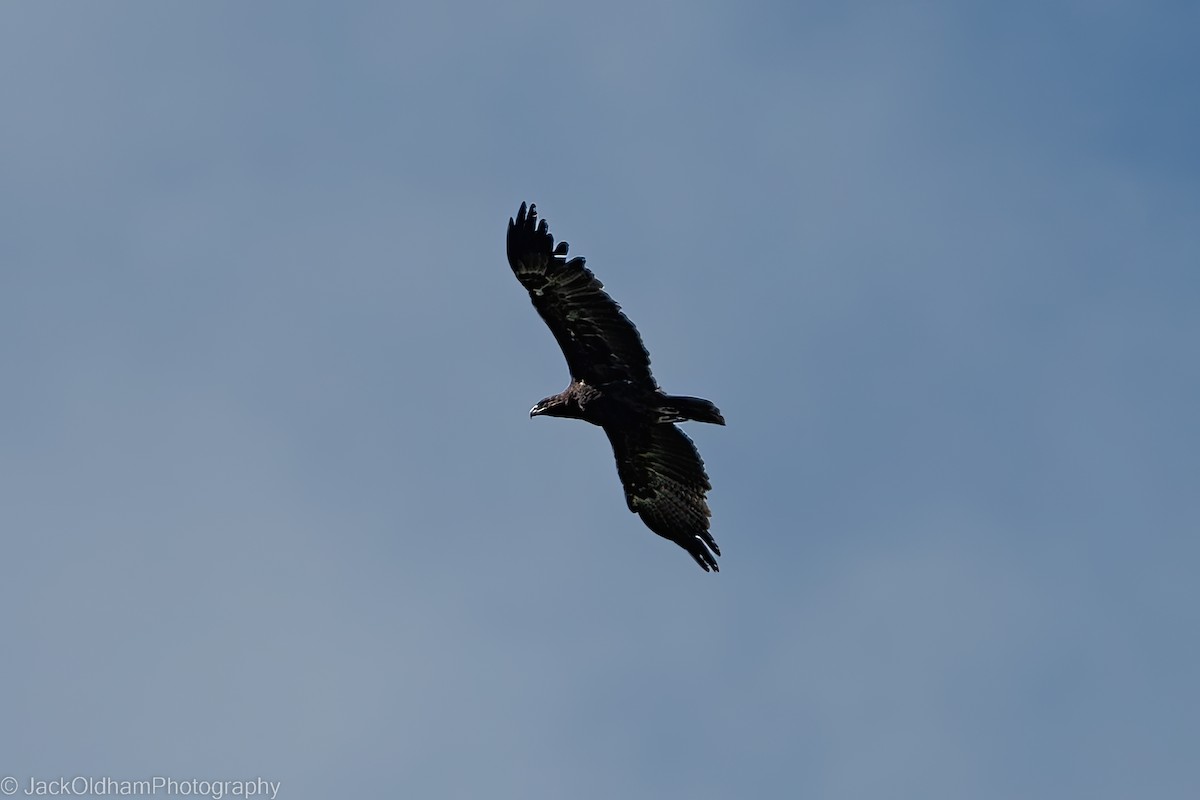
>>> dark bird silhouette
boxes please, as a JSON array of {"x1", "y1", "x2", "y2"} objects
[{"x1": 506, "y1": 202, "x2": 725, "y2": 571}]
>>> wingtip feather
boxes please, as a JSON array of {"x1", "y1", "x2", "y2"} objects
[{"x1": 688, "y1": 541, "x2": 720, "y2": 572}]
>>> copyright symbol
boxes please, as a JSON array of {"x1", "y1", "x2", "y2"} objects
[{"x1": 1, "y1": 776, "x2": 18, "y2": 795}]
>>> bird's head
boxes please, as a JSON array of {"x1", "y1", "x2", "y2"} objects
[{"x1": 530, "y1": 393, "x2": 574, "y2": 419}]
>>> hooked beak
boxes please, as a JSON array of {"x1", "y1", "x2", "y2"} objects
[{"x1": 529, "y1": 405, "x2": 541, "y2": 418}]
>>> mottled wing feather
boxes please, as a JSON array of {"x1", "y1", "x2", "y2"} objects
[
  {"x1": 507, "y1": 202, "x2": 655, "y2": 387},
  {"x1": 604, "y1": 423, "x2": 721, "y2": 571}
]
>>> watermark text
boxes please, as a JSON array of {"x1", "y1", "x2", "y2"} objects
[{"x1": 0, "y1": 776, "x2": 279, "y2": 799}]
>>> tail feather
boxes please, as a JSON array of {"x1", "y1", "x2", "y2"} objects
[{"x1": 662, "y1": 395, "x2": 725, "y2": 426}]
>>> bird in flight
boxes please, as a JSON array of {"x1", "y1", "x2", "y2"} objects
[{"x1": 506, "y1": 202, "x2": 725, "y2": 571}]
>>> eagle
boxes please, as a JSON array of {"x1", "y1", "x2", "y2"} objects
[{"x1": 506, "y1": 202, "x2": 726, "y2": 571}]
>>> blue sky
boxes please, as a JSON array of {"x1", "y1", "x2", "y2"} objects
[{"x1": 2, "y1": 2, "x2": 1197, "y2": 798}]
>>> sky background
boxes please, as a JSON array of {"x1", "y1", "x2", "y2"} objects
[{"x1": 2, "y1": 2, "x2": 1197, "y2": 798}]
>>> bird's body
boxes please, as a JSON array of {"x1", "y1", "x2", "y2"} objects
[
  {"x1": 506, "y1": 202, "x2": 725, "y2": 571},
  {"x1": 531, "y1": 379, "x2": 724, "y2": 428}
]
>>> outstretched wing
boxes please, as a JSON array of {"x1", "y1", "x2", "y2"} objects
[
  {"x1": 604, "y1": 422, "x2": 720, "y2": 572},
  {"x1": 507, "y1": 202, "x2": 655, "y2": 387}
]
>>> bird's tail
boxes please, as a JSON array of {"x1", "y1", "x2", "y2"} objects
[{"x1": 660, "y1": 395, "x2": 726, "y2": 426}]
